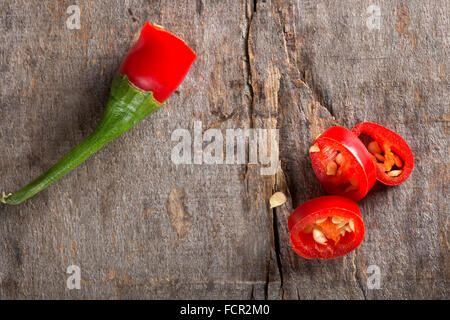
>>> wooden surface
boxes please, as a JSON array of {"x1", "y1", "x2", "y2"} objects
[{"x1": 0, "y1": 0, "x2": 448, "y2": 299}]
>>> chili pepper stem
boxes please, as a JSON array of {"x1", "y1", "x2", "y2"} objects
[
  {"x1": 1, "y1": 192, "x2": 12, "y2": 204},
  {"x1": 1, "y1": 74, "x2": 163, "y2": 205}
]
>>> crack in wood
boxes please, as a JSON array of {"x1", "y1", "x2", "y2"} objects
[
  {"x1": 264, "y1": 255, "x2": 270, "y2": 300},
  {"x1": 356, "y1": 270, "x2": 367, "y2": 300},
  {"x1": 272, "y1": 206, "x2": 285, "y2": 298},
  {"x1": 244, "y1": 0, "x2": 256, "y2": 131},
  {"x1": 243, "y1": 0, "x2": 256, "y2": 193},
  {"x1": 352, "y1": 253, "x2": 367, "y2": 300}
]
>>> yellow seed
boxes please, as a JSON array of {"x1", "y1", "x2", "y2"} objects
[
  {"x1": 383, "y1": 156, "x2": 395, "y2": 171},
  {"x1": 349, "y1": 219, "x2": 355, "y2": 232},
  {"x1": 326, "y1": 161, "x2": 338, "y2": 175},
  {"x1": 344, "y1": 225, "x2": 352, "y2": 233},
  {"x1": 335, "y1": 152, "x2": 345, "y2": 166},
  {"x1": 309, "y1": 144, "x2": 320, "y2": 153},
  {"x1": 316, "y1": 217, "x2": 327, "y2": 224},
  {"x1": 388, "y1": 170, "x2": 403, "y2": 177},
  {"x1": 393, "y1": 155, "x2": 403, "y2": 168},
  {"x1": 331, "y1": 216, "x2": 347, "y2": 224},
  {"x1": 270, "y1": 192, "x2": 287, "y2": 208},
  {"x1": 337, "y1": 222, "x2": 347, "y2": 229},
  {"x1": 340, "y1": 229, "x2": 346, "y2": 236},
  {"x1": 368, "y1": 141, "x2": 382, "y2": 154},
  {"x1": 312, "y1": 228, "x2": 327, "y2": 244},
  {"x1": 382, "y1": 142, "x2": 392, "y2": 154},
  {"x1": 374, "y1": 153, "x2": 385, "y2": 162}
]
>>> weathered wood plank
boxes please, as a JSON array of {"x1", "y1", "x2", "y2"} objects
[
  {"x1": 0, "y1": 0, "x2": 448, "y2": 299},
  {"x1": 263, "y1": 0, "x2": 449, "y2": 299}
]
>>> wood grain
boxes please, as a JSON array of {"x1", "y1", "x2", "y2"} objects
[{"x1": 0, "y1": 0, "x2": 448, "y2": 299}]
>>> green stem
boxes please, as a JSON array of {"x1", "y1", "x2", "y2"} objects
[{"x1": 1, "y1": 74, "x2": 163, "y2": 205}]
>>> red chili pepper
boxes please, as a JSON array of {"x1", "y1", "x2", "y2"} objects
[
  {"x1": 351, "y1": 122, "x2": 414, "y2": 186},
  {"x1": 2, "y1": 23, "x2": 196, "y2": 205},
  {"x1": 288, "y1": 196, "x2": 365, "y2": 260},
  {"x1": 119, "y1": 22, "x2": 196, "y2": 103},
  {"x1": 309, "y1": 126, "x2": 376, "y2": 201}
]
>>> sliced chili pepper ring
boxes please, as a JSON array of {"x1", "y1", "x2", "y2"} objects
[
  {"x1": 352, "y1": 122, "x2": 414, "y2": 186},
  {"x1": 309, "y1": 126, "x2": 376, "y2": 201},
  {"x1": 288, "y1": 196, "x2": 365, "y2": 260}
]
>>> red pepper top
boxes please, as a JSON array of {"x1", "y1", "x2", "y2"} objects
[{"x1": 119, "y1": 22, "x2": 197, "y2": 103}]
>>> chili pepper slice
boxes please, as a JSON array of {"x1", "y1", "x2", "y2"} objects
[
  {"x1": 288, "y1": 195, "x2": 365, "y2": 260},
  {"x1": 351, "y1": 122, "x2": 414, "y2": 186},
  {"x1": 309, "y1": 126, "x2": 376, "y2": 201}
]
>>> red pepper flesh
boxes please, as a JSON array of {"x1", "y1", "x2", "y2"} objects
[
  {"x1": 119, "y1": 22, "x2": 197, "y2": 103},
  {"x1": 309, "y1": 126, "x2": 376, "y2": 201},
  {"x1": 352, "y1": 122, "x2": 414, "y2": 186},
  {"x1": 288, "y1": 196, "x2": 365, "y2": 260}
]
